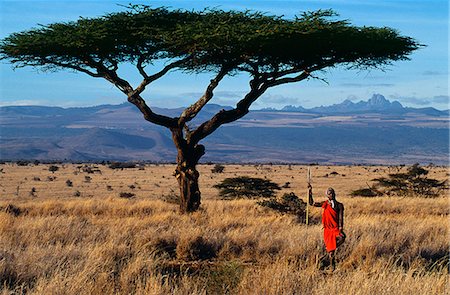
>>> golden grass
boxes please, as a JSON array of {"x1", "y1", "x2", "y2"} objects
[{"x1": 0, "y1": 164, "x2": 449, "y2": 294}]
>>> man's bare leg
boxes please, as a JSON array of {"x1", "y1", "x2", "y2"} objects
[{"x1": 328, "y1": 251, "x2": 336, "y2": 271}]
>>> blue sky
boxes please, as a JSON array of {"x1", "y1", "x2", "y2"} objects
[{"x1": 0, "y1": 0, "x2": 448, "y2": 110}]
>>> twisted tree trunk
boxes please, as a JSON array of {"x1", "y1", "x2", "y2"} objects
[{"x1": 172, "y1": 128, "x2": 205, "y2": 213}]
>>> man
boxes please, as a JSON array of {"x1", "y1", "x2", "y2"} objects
[{"x1": 308, "y1": 184, "x2": 345, "y2": 271}]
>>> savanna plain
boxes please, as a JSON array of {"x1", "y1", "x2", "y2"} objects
[{"x1": 0, "y1": 163, "x2": 448, "y2": 294}]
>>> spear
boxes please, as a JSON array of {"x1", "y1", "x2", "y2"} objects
[{"x1": 306, "y1": 166, "x2": 311, "y2": 225}]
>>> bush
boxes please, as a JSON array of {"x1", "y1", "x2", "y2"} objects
[
  {"x1": 373, "y1": 163, "x2": 447, "y2": 197},
  {"x1": 211, "y1": 164, "x2": 225, "y2": 173},
  {"x1": 119, "y1": 192, "x2": 135, "y2": 199},
  {"x1": 257, "y1": 192, "x2": 306, "y2": 218},
  {"x1": 352, "y1": 164, "x2": 448, "y2": 198},
  {"x1": 160, "y1": 190, "x2": 179, "y2": 204},
  {"x1": 214, "y1": 176, "x2": 280, "y2": 199},
  {"x1": 48, "y1": 165, "x2": 59, "y2": 173},
  {"x1": 109, "y1": 162, "x2": 136, "y2": 169},
  {"x1": 350, "y1": 188, "x2": 380, "y2": 197}
]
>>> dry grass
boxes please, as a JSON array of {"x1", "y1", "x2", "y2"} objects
[{"x1": 0, "y1": 164, "x2": 448, "y2": 294}]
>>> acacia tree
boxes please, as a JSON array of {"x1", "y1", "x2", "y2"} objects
[{"x1": 0, "y1": 6, "x2": 420, "y2": 213}]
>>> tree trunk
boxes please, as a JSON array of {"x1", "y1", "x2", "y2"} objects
[
  {"x1": 175, "y1": 160, "x2": 201, "y2": 213},
  {"x1": 171, "y1": 126, "x2": 205, "y2": 213}
]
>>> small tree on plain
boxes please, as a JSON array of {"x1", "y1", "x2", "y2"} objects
[
  {"x1": 372, "y1": 163, "x2": 447, "y2": 197},
  {"x1": 0, "y1": 6, "x2": 420, "y2": 213},
  {"x1": 352, "y1": 163, "x2": 447, "y2": 198},
  {"x1": 48, "y1": 165, "x2": 59, "y2": 173},
  {"x1": 214, "y1": 176, "x2": 281, "y2": 199}
]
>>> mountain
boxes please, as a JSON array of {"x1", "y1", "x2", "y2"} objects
[
  {"x1": 270, "y1": 94, "x2": 447, "y2": 116},
  {"x1": 1, "y1": 95, "x2": 448, "y2": 164},
  {"x1": 310, "y1": 94, "x2": 404, "y2": 114}
]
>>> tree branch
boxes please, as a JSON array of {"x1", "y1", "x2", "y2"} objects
[
  {"x1": 178, "y1": 66, "x2": 229, "y2": 127},
  {"x1": 42, "y1": 58, "x2": 103, "y2": 77},
  {"x1": 188, "y1": 78, "x2": 265, "y2": 145},
  {"x1": 78, "y1": 57, "x2": 179, "y2": 128},
  {"x1": 136, "y1": 55, "x2": 149, "y2": 79},
  {"x1": 133, "y1": 56, "x2": 191, "y2": 96}
]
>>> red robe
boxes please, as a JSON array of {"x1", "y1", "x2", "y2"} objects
[{"x1": 322, "y1": 201, "x2": 341, "y2": 252}]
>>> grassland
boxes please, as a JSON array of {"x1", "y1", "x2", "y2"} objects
[{"x1": 0, "y1": 163, "x2": 448, "y2": 294}]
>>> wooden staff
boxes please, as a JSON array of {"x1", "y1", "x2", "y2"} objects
[{"x1": 306, "y1": 166, "x2": 311, "y2": 225}]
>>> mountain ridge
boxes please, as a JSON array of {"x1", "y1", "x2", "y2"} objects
[{"x1": 1, "y1": 94, "x2": 448, "y2": 164}]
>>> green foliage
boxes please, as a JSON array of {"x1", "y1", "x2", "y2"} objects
[
  {"x1": 355, "y1": 164, "x2": 447, "y2": 198},
  {"x1": 0, "y1": 6, "x2": 420, "y2": 74},
  {"x1": 214, "y1": 176, "x2": 280, "y2": 199},
  {"x1": 109, "y1": 162, "x2": 136, "y2": 169},
  {"x1": 257, "y1": 192, "x2": 306, "y2": 217},
  {"x1": 350, "y1": 188, "x2": 381, "y2": 197},
  {"x1": 211, "y1": 164, "x2": 225, "y2": 173},
  {"x1": 48, "y1": 165, "x2": 59, "y2": 173}
]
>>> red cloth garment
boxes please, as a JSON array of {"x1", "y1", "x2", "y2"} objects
[{"x1": 322, "y1": 201, "x2": 341, "y2": 252}]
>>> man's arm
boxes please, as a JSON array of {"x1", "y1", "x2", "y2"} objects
[{"x1": 308, "y1": 184, "x2": 323, "y2": 207}]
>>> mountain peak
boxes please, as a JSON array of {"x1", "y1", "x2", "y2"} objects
[{"x1": 368, "y1": 94, "x2": 389, "y2": 106}]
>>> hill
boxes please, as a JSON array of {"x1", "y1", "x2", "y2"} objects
[{"x1": 0, "y1": 94, "x2": 448, "y2": 164}]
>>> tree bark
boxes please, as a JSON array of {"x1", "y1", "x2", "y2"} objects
[{"x1": 171, "y1": 128, "x2": 205, "y2": 213}]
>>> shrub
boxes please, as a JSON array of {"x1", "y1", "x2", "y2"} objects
[
  {"x1": 350, "y1": 188, "x2": 380, "y2": 197},
  {"x1": 48, "y1": 165, "x2": 59, "y2": 173},
  {"x1": 257, "y1": 192, "x2": 306, "y2": 218},
  {"x1": 119, "y1": 192, "x2": 135, "y2": 199},
  {"x1": 160, "y1": 190, "x2": 179, "y2": 204},
  {"x1": 214, "y1": 176, "x2": 281, "y2": 199},
  {"x1": 109, "y1": 162, "x2": 136, "y2": 169},
  {"x1": 372, "y1": 163, "x2": 447, "y2": 197},
  {"x1": 211, "y1": 164, "x2": 225, "y2": 173},
  {"x1": 29, "y1": 187, "x2": 36, "y2": 197},
  {"x1": 66, "y1": 179, "x2": 73, "y2": 187}
]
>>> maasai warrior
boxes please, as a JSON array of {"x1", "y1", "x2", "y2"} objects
[{"x1": 308, "y1": 184, "x2": 345, "y2": 271}]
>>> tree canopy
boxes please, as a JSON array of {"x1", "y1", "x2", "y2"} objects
[{"x1": 2, "y1": 6, "x2": 419, "y2": 71}]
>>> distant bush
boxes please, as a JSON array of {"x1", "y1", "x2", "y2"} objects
[
  {"x1": 214, "y1": 176, "x2": 280, "y2": 199},
  {"x1": 160, "y1": 190, "x2": 179, "y2": 204},
  {"x1": 119, "y1": 192, "x2": 135, "y2": 199},
  {"x1": 48, "y1": 165, "x2": 59, "y2": 173},
  {"x1": 257, "y1": 192, "x2": 306, "y2": 219},
  {"x1": 211, "y1": 164, "x2": 225, "y2": 173},
  {"x1": 66, "y1": 179, "x2": 73, "y2": 187},
  {"x1": 29, "y1": 187, "x2": 36, "y2": 197},
  {"x1": 352, "y1": 163, "x2": 448, "y2": 198},
  {"x1": 109, "y1": 162, "x2": 136, "y2": 169},
  {"x1": 78, "y1": 165, "x2": 102, "y2": 174},
  {"x1": 350, "y1": 188, "x2": 380, "y2": 197}
]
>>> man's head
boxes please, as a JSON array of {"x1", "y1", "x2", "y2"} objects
[{"x1": 326, "y1": 187, "x2": 336, "y2": 200}]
